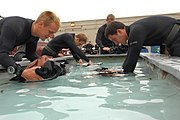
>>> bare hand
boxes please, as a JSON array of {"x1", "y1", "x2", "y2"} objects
[
  {"x1": 78, "y1": 59, "x2": 84, "y2": 65},
  {"x1": 102, "y1": 47, "x2": 110, "y2": 51},
  {"x1": 88, "y1": 60, "x2": 93, "y2": 65}
]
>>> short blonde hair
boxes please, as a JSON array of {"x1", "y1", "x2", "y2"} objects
[
  {"x1": 36, "y1": 11, "x2": 61, "y2": 28},
  {"x1": 76, "y1": 33, "x2": 88, "y2": 44}
]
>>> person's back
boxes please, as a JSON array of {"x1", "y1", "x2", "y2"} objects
[
  {"x1": 130, "y1": 15, "x2": 177, "y2": 46},
  {"x1": 126, "y1": 16, "x2": 178, "y2": 72},
  {"x1": 42, "y1": 33, "x2": 75, "y2": 57}
]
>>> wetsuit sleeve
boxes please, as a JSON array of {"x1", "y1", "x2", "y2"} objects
[
  {"x1": 95, "y1": 26, "x2": 104, "y2": 48},
  {"x1": 0, "y1": 26, "x2": 17, "y2": 68},
  {"x1": 70, "y1": 50, "x2": 81, "y2": 61},
  {"x1": 25, "y1": 38, "x2": 39, "y2": 61},
  {"x1": 65, "y1": 36, "x2": 89, "y2": 62},
  {"x1": 122, "y1": 25, "x2": 146, "y2": 73}
]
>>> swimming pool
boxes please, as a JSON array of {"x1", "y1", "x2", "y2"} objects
[{"x1": 0, "y1": 56, "x2": 180, "y2": 120}]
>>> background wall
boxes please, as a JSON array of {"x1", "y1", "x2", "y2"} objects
[{"x1": 55, "y1": 12, "x2": 180, "y2": 44}]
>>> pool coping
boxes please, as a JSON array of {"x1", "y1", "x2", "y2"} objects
[
  {"x1": 0, "y1": 54, "x2": 127, "y2": 70},
  {"x1": 140, "y1": 53, "x2": 180, "y2": 80}
]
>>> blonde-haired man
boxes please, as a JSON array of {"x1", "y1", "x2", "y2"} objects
[
  {"x1": 0, "y1": 11, "x2": 60, "y2": 77},
  {"x1": 33, "y1": 11, "x2": 60, "y2": 40}
]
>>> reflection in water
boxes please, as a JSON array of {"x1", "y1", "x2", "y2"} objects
[
  {"x1": 123, "y1": 99, "x2": 163, "y2": 104},
  {"x1": 0, "y1": 61, "x2": 180, "y2": 120}
]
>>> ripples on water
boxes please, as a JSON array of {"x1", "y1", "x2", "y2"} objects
[{"x1": 0, "y1": 61, "x2": 180, "y2": 120}]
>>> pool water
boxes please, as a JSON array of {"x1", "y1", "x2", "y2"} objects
[{"x1": 0, "y1": 59, "x2": 180, "y2": 120}]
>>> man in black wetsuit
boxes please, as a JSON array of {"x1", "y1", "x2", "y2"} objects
[
  {"x1": 95, "y1": 14, "x2": 116, "y2": 54},
  {"x1": 105, "y1": 15, "x2": 180, "y2": 73},
  {"x1": 41, "y1": 33, "x2": 93, "y2": 65},
  {"x1": 0, "y1": 11, "x2": 60, "y2": 77}
]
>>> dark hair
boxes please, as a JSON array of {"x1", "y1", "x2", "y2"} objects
[
  {"x1": 106, "y1": 14, "x2": 115, "y2": 21},
  {"x1": 105, "y1": 21, "x2": 125, "y2": 38}
]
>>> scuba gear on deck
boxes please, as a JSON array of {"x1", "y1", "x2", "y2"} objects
[
  {"x1": 109, "y1": 45, "x2": 128, "y2": 54},
  {"x1": 7, "y1": 64, "x2": 23, "y2": 77}
]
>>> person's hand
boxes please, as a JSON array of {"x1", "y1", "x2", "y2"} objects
[
  {"x1": 37, "y1": 55, "x2": 51, "y2": 66},
  {"x1": 21, "y1": 66, "x2": 44, "y2": 81},
  {"x1": 78, "y1": 59, "x2": 84, "y2": 65},
  {"x1": 102, "y1": 47, "x2": 110, "y2": 51},
  {"x1": 58, "y1": 53, "x2": 64, "y2": 57},
  {"x1": 88, "y1": 60, "x2": 93, "y2": 65}
]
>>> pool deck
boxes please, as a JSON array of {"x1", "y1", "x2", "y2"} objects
[
  {"x1": 140, "y1": 53, "x2": 180, "y2": 80},
  {"x1": 0, "y1": 53, "x2": 180, "y2": 83}
]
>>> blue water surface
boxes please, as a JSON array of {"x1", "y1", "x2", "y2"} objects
[{"x1": 0, "y1": 60, "x2": 180, "y2": 120}]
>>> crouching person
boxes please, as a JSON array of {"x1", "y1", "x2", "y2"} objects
[{"x1": 10, "y1": 55, "x2": 66, "y2": 82}]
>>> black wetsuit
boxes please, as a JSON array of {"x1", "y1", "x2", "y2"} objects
[
  {"x1": 41, "y1": 33, "x2": 90, "y2": 62},
  {"x1": 96, "y1": 24, "x2": 115, "y2": 54},
  {"x1": 0, "y1": 16, "x2": 39, "y2": 68},
  {"x1": 123, "y1": 15, "x2": 180, "y2": 73}
]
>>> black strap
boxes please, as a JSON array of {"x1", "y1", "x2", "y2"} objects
[{"x1": 165, "y1": 24, "x2": 180, "y2": 46}]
